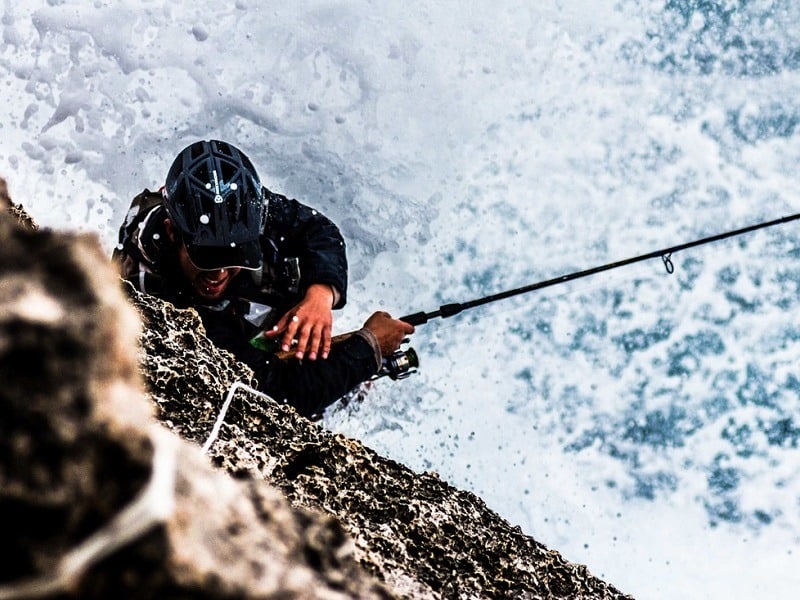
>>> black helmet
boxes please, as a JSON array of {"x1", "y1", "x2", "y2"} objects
[{"x1": 163, "y1": 139, "x2": 266, "y2": 270}]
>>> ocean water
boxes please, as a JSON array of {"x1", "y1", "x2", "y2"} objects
[{"x1": 2, "y1": 1, "x2": 799, "y2": 598}]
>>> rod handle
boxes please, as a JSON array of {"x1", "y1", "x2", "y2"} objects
[{"x1": 400, "y1": 311, "x2": 430, "y2": 326}]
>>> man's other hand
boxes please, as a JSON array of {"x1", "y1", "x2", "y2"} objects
[
  {"x1": 265, "y1": 284, "x2": 335, "y2": 360},
  {"x1": 363, "y1": 311, "x2": 416, "y2": 358}
]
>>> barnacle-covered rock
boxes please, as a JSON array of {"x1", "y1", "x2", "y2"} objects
[
  {"x1": 2, "y1": 176, "x2": 633, "y2": 599},
  {"x1": 0, "y1": 180, "x2": 389, "y2": 599},
  {"x1": 131, "y1": 249, "x2": 633, "y2": 600}
]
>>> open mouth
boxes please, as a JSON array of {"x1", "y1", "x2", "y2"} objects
[{"x1": 196, "y1": 271, "x2": 230, "y2": 295}]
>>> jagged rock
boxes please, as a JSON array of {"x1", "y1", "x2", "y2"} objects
[
  {"x1": 0, "y1": 178, "x2": 38, "y2": 231},
  {"x1": 0, "y1": 186, "x2": 390, "y2": 599},
  {"x1": 132, "y1": 288, "x2": 632, "y2": 599},
  {"x1": 1, "y1": 178, "x2": 634, "y2": 599}
]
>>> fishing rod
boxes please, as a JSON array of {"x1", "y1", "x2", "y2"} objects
[
  {"x1": 374, "y1": 210, "x2": 800, "y2": 379},
  {"x1": 398, "y1": 210, "x2": 800, "y2": 327},
  {"x1": 273, "y1": 211, "x2": 800, "y2": 378}
]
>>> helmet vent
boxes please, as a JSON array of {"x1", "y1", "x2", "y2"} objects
[{"x1": 162, "y1": 139, "x2": 266, "y2": 270}]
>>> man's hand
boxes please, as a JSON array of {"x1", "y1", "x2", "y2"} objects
[
  {"x1": 265, "y1": 284, "x2": 335, "y2": 360},
  {"x1": 363, "y1": 311, "x2": 416, "y2": 357}
]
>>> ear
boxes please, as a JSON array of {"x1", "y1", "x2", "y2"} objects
[{"x1": 164, "y1": 218, "x2": 177, "y2": 242}]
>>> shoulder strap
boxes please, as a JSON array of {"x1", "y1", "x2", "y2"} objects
[{"x1": 113, "y1": 189, "x2": 163, "y2": 258}]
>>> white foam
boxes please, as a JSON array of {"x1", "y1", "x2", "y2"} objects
[{"x1": 4, "y1": 2, "x2": 800, "y2": 598}]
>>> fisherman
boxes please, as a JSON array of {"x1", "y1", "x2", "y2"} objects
[{"x1": 113, "y1": 139, "x2": 414, "y2": 418}]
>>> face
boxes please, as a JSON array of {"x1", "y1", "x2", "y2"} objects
[
  {"x1": 176, "y1": 245, "x2": 242, "y2": 300},
  {"x1": 165, "y1": 218, "x2": 242, "y2": 301}
]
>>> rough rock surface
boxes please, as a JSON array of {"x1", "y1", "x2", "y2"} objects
[
  {"x1": 0, "y1": 181, "x2": 389, "y2": 599},
  {"x1": 1, "y1": 178, "x2": 634, "y2": 599},
  {"x1": 132, "y1": 289, "x2": 633, "y2": 599}
]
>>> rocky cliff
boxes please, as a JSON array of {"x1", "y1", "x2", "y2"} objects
[{"x1": 0, "y1": 178, "x2": 633, "y2": 599}]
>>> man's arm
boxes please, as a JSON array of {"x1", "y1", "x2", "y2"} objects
[
  {"x1": 253, "y1": 333, "x2": 380, "y2": 417},
  {"x1": 206, "y1": 311, "x2": 414, "y2": 418},
  {"x1": 265, "y1": 191, "x2": 348, "y2": 307},
  {"x1": 206, "y1": 319, "x2": 379, "y2": 418},
  {"x1": 263, "y1": 191, "x2": 349, "y2": 360}
]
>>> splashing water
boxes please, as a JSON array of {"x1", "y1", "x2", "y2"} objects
[{"x1": 2, "y1": 1, "x2": 800, "y2": 597}]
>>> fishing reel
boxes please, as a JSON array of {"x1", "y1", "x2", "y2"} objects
[{"x1": 376, "y1": 342, "x2": 419, "y2": 380}]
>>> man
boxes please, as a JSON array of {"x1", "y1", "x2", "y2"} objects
[{"x1": 114, "y1": 139, "x2": 414, "y2": 418}]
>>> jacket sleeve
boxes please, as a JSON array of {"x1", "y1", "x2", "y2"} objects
[
  {"x1": 205, "y1": 317, "x2": 380, "y2": 418},
  {"x1": 265, "y1": 191, "x2": 348, "y2": 308},
  {"x1": 255, "y1": 334, "x2": 380, "y2": 417}
]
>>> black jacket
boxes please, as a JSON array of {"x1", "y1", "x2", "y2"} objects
[{"x1": 114, "y1": 188, "x2": 381, "y2": 417}]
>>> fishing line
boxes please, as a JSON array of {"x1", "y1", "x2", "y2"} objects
[{"x1": 202, "y1": 381, "x2": 276, "y2": 453}]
